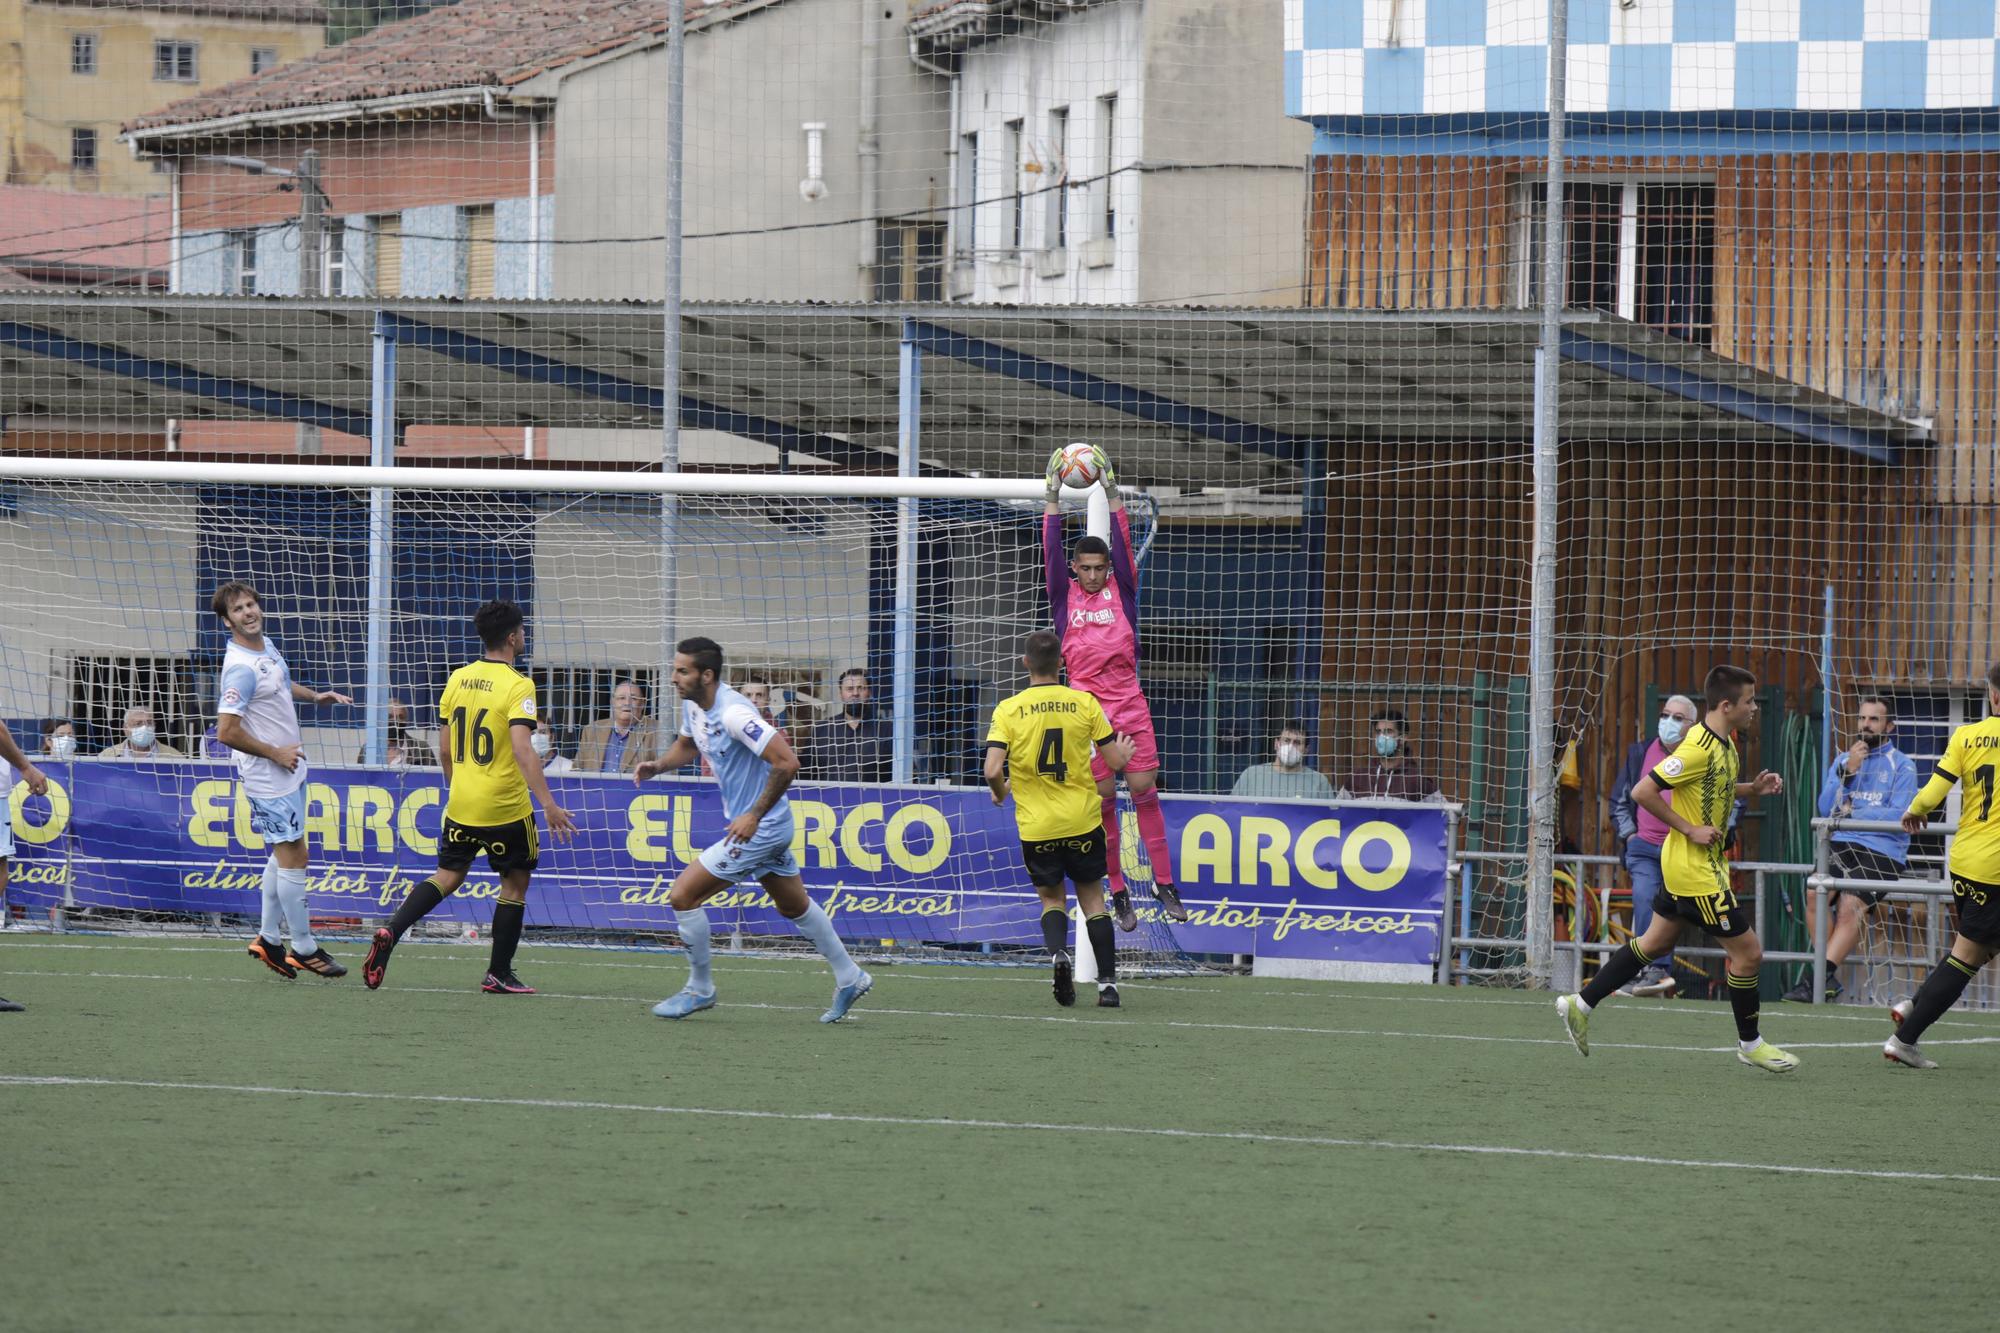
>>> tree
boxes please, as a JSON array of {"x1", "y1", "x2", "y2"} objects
[{"x1": 327, "y1": 1, "x2": 460, "y2": 45}]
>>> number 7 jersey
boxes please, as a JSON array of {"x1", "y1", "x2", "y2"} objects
[
  {"x1": 439, "y1": 658, "x2": 539, "y2": 826},
  {"x1": 1909, "y1": 715, "x2": 2000, "y2": 882},
  {"x1": 986, "y1": 683, "x2": 1115, "y2": 841}
]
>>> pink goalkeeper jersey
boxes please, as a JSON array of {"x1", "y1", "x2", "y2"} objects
[{"x1": 1045, "y1": 507, "x2": 1154, "y2": 733}]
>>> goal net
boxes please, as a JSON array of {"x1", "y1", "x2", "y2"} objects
[{"x1": 0, "y1": 464, "x2": 1212, "y2": 973}]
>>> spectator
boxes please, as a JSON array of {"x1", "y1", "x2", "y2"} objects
[
  {"x1": 739, "y1": 680, "x2": 785, "y2": 737},
  {"x1": 97, "y1": 706, "x2": 183, "y2": 760},
  {"x1": 1610, "y1": 694, "x2": 1700, "y2": 997},
  {"x1": 354, "y1": 700, "x2": 438, "y2": 768},
  {"x1": 576, "y1": 680, "x2": 659, "y2": 774},
  {"x1": 1787, "y1": 696, "x2": 1919, "y2": 1002},
  {"x1": 1232, "y1": 724, "x2": 1333, "y2": 800},
  {"x1": 1339, "y1": 708, "x2": 1439, "y2": 800},
  {"x1": 531, "y1": 717, "x2": 575, "y2": 775},
  {"x1": 38, "y1": 719, "x2": 76, "y2": 762},
  {"x1": 804, "y1": 668, "x2": 892, "y2": 783}
]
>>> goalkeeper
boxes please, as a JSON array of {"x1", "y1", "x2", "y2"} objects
[
  {"x1": 986, "y1": 630, "x2": 1135, "y2": 1008},
  {"x1": 1044, "y1": 444, "x2": 1187, "y2": 927}
]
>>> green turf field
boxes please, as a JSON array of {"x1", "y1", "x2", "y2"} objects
[{"x1": 1, "y1": 934, "x2": 1995, "y2": 1332}]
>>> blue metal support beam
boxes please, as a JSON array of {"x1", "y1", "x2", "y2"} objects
[
  {"x1": 379, "y1": 314, "x2": 892, "y2": 472},
  {"x1": 1559, "y1": 331, "x2": 1903, "y2": 463},
  {"x1": 0, "y1": 320, "x2": 369, "y2": 438},
  {"x1": 904, "y1": 320, "x2": 1309, "y2": 464}
]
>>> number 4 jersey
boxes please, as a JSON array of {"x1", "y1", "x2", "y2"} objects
[
  {"x1": 439, "y1": 658, "x2": 539, "y2": 826},
  {"x1": 1907, "y1": 715, "x2": 2000, "y2": 882},
  {"x1": 986, "y1": 683, "x2": 1115, "y2": 842}
]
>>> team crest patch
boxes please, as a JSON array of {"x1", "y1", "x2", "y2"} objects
[
  {"x1": 743, "y1": 721, "x2": 764, "y2": 742},
  {"x1": 518, "y1": 697, "x2": 537, "y2": 718},
  {"x1": 1659, "y1": 756, "x2": 1684, "y2": 777},
  {"x1": 221, "y1": 687, "x2": 244, "y2": 707}
]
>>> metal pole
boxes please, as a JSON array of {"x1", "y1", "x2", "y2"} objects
[
  {"x1": 1821, "y1": 583, "x2": 1835, "y2": 768},
  {"x1": 1524, "y1": 0, "x2": 1570, "y2": 988},
  {"x1": 297, "y1": 148, "x2": 324, "y2": 297},
  {"x1": 1812, "y1": 821, "x2": 1831, "y2": 1004},
  {"x1": 661, "y1": 0, "x2": 685, "y2": 706},
  {"x1": 364, "y1": 312, "x2": 397, "y2": 767},
  {"x1": 892, "y1": 317, "x2": 920, "y2": 784}
]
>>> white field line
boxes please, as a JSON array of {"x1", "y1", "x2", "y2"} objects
[
  {"x1": 0, "y1": 1072, "x2": 1991, "y2": 1186},
  {"x1": 6, "y1": 935, "x2": 1999, "y2": 1031},
  {"x1": 5, "y1": 965, "x2": 1997, "y2": 1055}
]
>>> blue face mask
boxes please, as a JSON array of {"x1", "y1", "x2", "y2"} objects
[
  {"x1": 1657, "y1": 717, "x2": 1687, "y2": 748},
  {"x1": 1373, "y1": 732, "x2": 1399, "y2": 758}
]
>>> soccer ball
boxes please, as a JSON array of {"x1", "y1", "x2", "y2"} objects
[{"x1": 1055, "y1": 441, "x2": 1102, "y2": 489}]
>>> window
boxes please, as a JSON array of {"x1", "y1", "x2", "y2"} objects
[
  {"x1": 251, "y1": 47, "x2": 279, "y2": 75},
  {"x1": 1004, "y1": 119, "x2": 1024, "y2": 251},
  {"x1": 956, "y1": 131, "x2": 978, "y2": 257},
  {"x1": 322, "y1": 219, "x2": 347, "y2": 297},
  {"x1": 375, "y1": 214, "x2": 402, "y2": 295},
  {"x1": 1515, "y1": 180, "x2": 1716, "y2": 344},
  {"x1": 232, "y1": 229, "x2": 257, "y2": 295},
  {"x1": 1097, "y1": 94, "x2": 1118, "y2": 239},
  {"x1": 1047, "y1": 106, "x2": 1069, "y2": 250},
  {"x1": 70, "y1": 128, "x2": 97, "y2": 172},
  {"x1": 465, "y1": 204, "x2": 495, "y2": 298},
  {"x1": 873, "y1": 221, "x2": 945, "y2": 301},
  {"x1": 71, "y1": 32, "x2": 97, "y2": 75},
  {"x1": 154, "y1": 40, "x2": 198, "y2": 82}
]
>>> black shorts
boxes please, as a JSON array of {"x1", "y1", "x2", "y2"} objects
[
  {"x1": 1653, "y1": 886, "x2": 1751, "y2": 939},
  {"x1": 438, "y1": 815, "x2": 540, "y2": 875},
  {"x1": 1830, "y1": 844, "x2": 1905, "y2": 909},
  {"x1": 1021, "y1": 827, "x2": 1107, "y2": 890},
  {"x1": 1950, "y1": 873, "x2": 2000, "y2": 949}
]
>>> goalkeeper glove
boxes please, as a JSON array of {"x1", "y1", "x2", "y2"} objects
[
  {"x1": 1091, "y1": 445, "x2": 1118, "y2": 497},
  {"x1": 1043, "y1": 446, "x2": 1066, "y2": 504}
]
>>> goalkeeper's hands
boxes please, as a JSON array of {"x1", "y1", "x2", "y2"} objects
[
  {"x1": 1090, "y1": 445, "x2": 1118, "y2": 499},
  {"x1": 1043, "y1": 447, "x2": 1066, "y2": 505}
]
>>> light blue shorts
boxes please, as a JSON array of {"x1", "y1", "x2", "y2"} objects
[
  {"x1": 698, "y1": 814, "x2": 799, "y2": 885},
  {"x1": 0, "y1": 811, "x2": 12, "y2": 860},
  {"x1": 247, "y1": 788, "x2": 307, "y2": 846}
]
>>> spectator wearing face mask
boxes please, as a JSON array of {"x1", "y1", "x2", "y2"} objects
[
  {"x1": 531, "y1": 717, "x2": 575, "y2": 775},
  {"x1": 1233, "y1": 724, "x2": 1333, "y2": 800},
  {"x1": 40, "y1": 719, "x2": 77, "y2": 762},
  {"x1": 1609, "y1": 693, "x2": 1700, "y2": 997},
  {"x1": 1338, "y1": 708, "x2": 1440, "y2": 800},
  {"x1": 98, "y1": 706, "x2": 184, "y2": 760},
  {"x1": 355, "y1": 699, "x2": 438, "y2": 768}
]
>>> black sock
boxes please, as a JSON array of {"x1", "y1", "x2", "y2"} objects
[
  {"x1": 1580, "y1": 940, "x2": 1650, "y2": 1006},
  {"x1": 1897, "y1": 954, "x2": 1980, "y2": 1044},
  {"x1": 387, "y1": 878, "x2": 447, "y2": 941},
  {"x1": 487, "y1": 899, "x2": 526, "y2": 977},
  {"x1": 1040, "y1": 906, "x2": 1068, "y2": 956},
  {"x1": 1725, "y1": 968, "x2": 1761, "y2": 1043},
  {"x1": 1085, "y1": 912, "x2": 1116, "y2": 982}
]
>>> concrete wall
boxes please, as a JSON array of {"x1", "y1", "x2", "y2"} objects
[{"x1": 553, "y1": 0, "x2": 949, "y2": 302}]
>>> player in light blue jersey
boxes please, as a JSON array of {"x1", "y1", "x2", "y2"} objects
[
  {"x1": 634, "y1": 636, "x2": 872, "y2": 1022},
  {"x1": 212, "y1": 581, "x2": 353, "y2": 980}
]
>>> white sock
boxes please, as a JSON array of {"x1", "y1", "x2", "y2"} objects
[
  {"x1": 791, "y1": 900, "x2": 862, "y2": 988},
  {"x1": 258, "y1": 858, "x2": 284, "y2": 942},
  {"x1": 677, "y1": 906, "x2": 714, "y2": 994},
  {"x1": 274, "y1": 866, "x2": 316, "y2": 955},
  {"x1": 1739, "y1": 1037, "x2": 1764, "y2": 1054},
  {"x1": 1572, "y1": 995, "x2": 1592, "y2": 1013}
]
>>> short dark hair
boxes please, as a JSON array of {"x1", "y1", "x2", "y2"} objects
[
  {"x1": 1703, "y1": 664, "x2": 1757, "y2": 710},
  {"x1": 474, "y1": 599, "x2": 524, "y2": 650},
  {"x1": 1858, "y1": 694, "x2": 1893, "y2": 718},
  {"x1": 1276, "y1": 722, "x2": 1308, "y2": 740},
  {"x1": 1023, "y1": 630, "x2": 1063, "y2": 677},
  {"x1": 1371, "y1": 708, "x2": 1407, "y2": 730},
  {"x1": 210, "y1": 580, "x2": 259, "y2": 621},
  {"x1": 677, "y1": 636, "x2": 724, "y2": 680},
  {"x1": 838, "y1": 667, "x2": 869, "y2": 686},
  {"x1": 1987, "y1": 663, "x2": 2000, "y2": 695},
  {"x1": 1072, "y1": 535, "x2": 1111, "y2": 561},
  {"x1": 40, "y1": 717, "x2": 68, "y2": 738}
]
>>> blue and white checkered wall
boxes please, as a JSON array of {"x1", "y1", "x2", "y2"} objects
[{"x1": 1285, "y1": 0, "x2": 2000, "y2": 116}]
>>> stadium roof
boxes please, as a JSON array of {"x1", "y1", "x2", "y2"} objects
[{"x1": 0, "y1": 294, "x2": 1926, "y2": 482}]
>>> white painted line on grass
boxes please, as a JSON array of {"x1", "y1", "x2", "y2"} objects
[{"x1": 0, "y1": 1072, "x2": 1990, "y2": 1186}]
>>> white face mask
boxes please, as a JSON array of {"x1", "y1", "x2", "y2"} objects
[
  {"x1": 129, "y1": 725, "x2": 156, "y2": 750},
  {"x1": 1275, "y1": 742, "x2": 1303, "y2": 769},
  {"x1": 1657, "y1": 717, "x2": 1687, "y2": 748},
  {"x1": 51, "y1": 735, "x2": 76, "y2": 761},
  {"x1": 530, "y1": 732, "x2": 553, "y2": 759}
]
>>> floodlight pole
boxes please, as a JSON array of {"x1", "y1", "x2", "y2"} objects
[
  {"x1": 364, "y1": 312, "x2": 397, "y2": 768},
  {"x1": 1526, "y1": 0, "x2": 1570, "y2": 988},
  {"x1": 661, "y1": 0, "x2": 685, "y2": 712}
]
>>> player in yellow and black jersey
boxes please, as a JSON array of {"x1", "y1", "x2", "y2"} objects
[
  {"x1": 985, "y1": 630, "x2": 1133, "y2": 1008},
  {"x1": 1557, "y1": 664, "x2": 1800, "y2": 1073},
  {"x1": 363, "y1": 600, "x2": 576, "y2": 995},
  {"x1": 1885, "y1": 662, "x2": 2000, "y2": 1067}
]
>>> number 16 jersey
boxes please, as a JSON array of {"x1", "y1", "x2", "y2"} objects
[
  {"x1": 439, "y1": 658, "x2": 539, "y2": 826},
  {"x1": 1909, "y1": 715, "x2": 2000, "y2": 882},
  {"x1": 986, "y1": 683, "x2": 1114, "y2": 841}
]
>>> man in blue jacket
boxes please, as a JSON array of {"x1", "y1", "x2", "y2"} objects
[
  {"x1": 1787, "y1": 696, "x2": 1918, "y2": 1001},
  {"x1": 1609, "y1": 695, "x2": 1701, "y2": 997}
]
